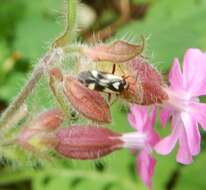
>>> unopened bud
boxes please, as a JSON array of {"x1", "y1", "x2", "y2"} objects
[
  {"x1": 127, "y1": 57, "x2": 163, "y2": 84},
  {"x1": 18, "y1": 109, "x2": 63, "y2": 152},
  {"x1": 63, "y1": 76, "x2": 112, "y2": 123},
  {"x1": 142, "y1": 82, "x2": 169, "y2": 105},
  {"x1": 56, "y1": 125, "x2": 122, "y2": 160},
  {"x1": 49, "y1": 67, "x2": 63, "y2": 82},
  {"x1": 82, "y1": 39, "x2": 144, "y2": 63},
  {"x1": 126, "y1": 57, "x2": 169, "y2": 104},
  {"x1": 55, "y1": 125, "x2": 147, "y2": 160},
  {"x1": 34, "y1": 109, "x2": 64, "y2": 130},
  {"x1": 18, "y1": 128, "x2": 58, "y2": 151}
]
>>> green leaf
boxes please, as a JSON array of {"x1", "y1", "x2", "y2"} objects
[
  {"x1": 14, "y1": 0, "x2": 64, "y2": 60},
  {"x1": 175, "y1": 152, "x2": 206, "y2": 190},
  {"x1": 0, "y1": 0, "x2": 25, "y2": 43},
  {"x1": 0, "y1": 72, "x2": 26, "y2": 102}
]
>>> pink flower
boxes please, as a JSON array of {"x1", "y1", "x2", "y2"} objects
[
  {"x1": 128, "y1": 105, "x2": 160, "y2": 190},
  {"x1": 155, "y1": 49, "x2": 206, "y2": 164}
]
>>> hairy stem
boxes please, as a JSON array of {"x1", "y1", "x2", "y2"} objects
[
  {"x1": 53, "y1": 0, "x2": 77, "y2": 47},
  {"x1": 4, "y1": 104, "x2": 28, "y2": 130},
  {"x1": 0, "y1": 48, "x2": 63, "y2": 129}
]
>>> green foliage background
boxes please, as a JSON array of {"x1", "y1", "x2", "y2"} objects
[{"x1": 0, "y1": 0, "x2": 206, "y2": 190}]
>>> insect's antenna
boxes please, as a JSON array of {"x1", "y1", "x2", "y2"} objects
[
  {"x1": 112, "y1": 64, "x2": 116, "y2": 74},
  {"x1": 109, "y1": 94, "x2": 119, "y2": 106},
  {"x1": 108, "y1": 64, "x2": 116, "y2": 103}
]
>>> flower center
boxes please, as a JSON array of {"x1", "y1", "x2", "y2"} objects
[{"x1": 163, "y1": 87, "x2": 196, "y2": 113}]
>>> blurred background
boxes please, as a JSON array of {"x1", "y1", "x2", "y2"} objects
[{"x1": 0, "y1": 0, "x2": 206, "y2": 189}]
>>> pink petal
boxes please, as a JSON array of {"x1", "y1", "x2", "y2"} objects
[
  {"x1": 181, "y1": 112, "x2": 200, "y2": 156},
  {"x1": 144, "y1": 107, "x2": 160, "y2": 146},
  {"x1": 183, "y1": 49, "x2": 203, "y2": 82},
  {"x1": 136, "y1": 150, "x2": 156, "y2": 190},
  {"x1": 169, "y1": 58, "x2": 183, "y2": 91},
  {"x1": 128, "y1": 112, "x2": 136, "y2": 130},
  {"x1": 147, "y1": 128, "x2": 160, "y2": 147},
  {"x1": 150, "y1": 106, "x2": 157, "y2": 127},
  {"x1": 160, "y1": 107, "x2": 171, "y2": 128},
  {"x1": 129, "y1": 105, "x2": 148, "y2": 131},
  {"x1": 128, "y1": 105, "x2": 159, "y2": 149},
  {"x1": 176, "y1": 126, "x2": 193, "y2": 164},
  {"x1": 182, "y1": 49, "x2": 206, "y2": 96},
  {"x1": 190, "y1": 102, "x2": 206, "y2": 131},
  {"x1": 143, "y1": 106, "x2": 157, "y2": 132},
  {"x1": 155, "y1": 119, "x2": 179, "y2": 155}
]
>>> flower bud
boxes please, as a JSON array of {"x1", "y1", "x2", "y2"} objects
[
  {"x1": 18, "y1": 109, "x2": 63, "y2": 152},
  {"x1": 56, "y1": 125, "x2": 122, "y2": 160},
  {"x1": 56, "y1": 125, "x2": 147, "y2": 160},
  {"x1": 126, "y1": 57, "x2": 169, "y2": 105},
  {"x1": 63, "y1": 75, "x2": 112, "y2": 123},
  {"x1": 49, "y1": 67, "x2": 63, "y2": 82},
  {"x1": 81, "y1": 40, "x2": 144, "y2": 63},
  {"x1": 142, "y1": 82, "x2": 169, "y2": 105},
  {"x1": 127, "y1": 57, "x2": 163, "y2": 84},
  {"x1": 34, "y1": 109, "x2": 64, "y2": 130}
]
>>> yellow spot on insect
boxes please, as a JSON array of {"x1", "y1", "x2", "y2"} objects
[{"x1": 88, "y1": 83, "x2": 96, "y2": 90}]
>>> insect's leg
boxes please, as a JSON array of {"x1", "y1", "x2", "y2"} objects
[
  {"x1": 109, "y1": 94, "x2": 119, "y2": 106},
  {"x1": 108, "y1": 93, "x2": 112, "y2": 103}
]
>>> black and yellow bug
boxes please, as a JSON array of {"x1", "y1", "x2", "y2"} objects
[{"x1": 78, "y1": 70, "x2": 129, "y2": 95}]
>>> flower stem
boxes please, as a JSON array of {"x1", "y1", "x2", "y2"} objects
[
  {"x1": 53, "y1": 0, "x2": 77, "y2": 47},
  {"x1": 0, "y1": 49, "x2": 63, "y2": 129}
]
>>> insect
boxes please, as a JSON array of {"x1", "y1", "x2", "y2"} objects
[
  {"x1": 78, "y1": 69, "x2": 143, "y2": 104},
  {"x1": 78, "y1": 70, "x2": 129, "y2": 95}
]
